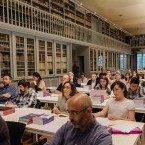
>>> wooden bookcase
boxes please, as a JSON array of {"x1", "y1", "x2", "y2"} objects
[
  {"x1": 16, "y1": 36, "x2": 25, "y2": 77},
  {"x1": 0, "y1": 33, "x2": 11, "y2": 77}
]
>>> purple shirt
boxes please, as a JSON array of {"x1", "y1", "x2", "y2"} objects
[{"x1": 44, "y1": 120, "x2": 112, "y2": 145}]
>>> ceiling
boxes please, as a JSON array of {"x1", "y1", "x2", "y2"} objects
[{"x1": 80, "y1": 0, "x2": 145, "y2": 35}]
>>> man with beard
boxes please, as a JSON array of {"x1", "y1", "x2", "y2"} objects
[
  {"x1": 44, "y1": 93, "x2": 112, "y2": 145},
  {"x1": 0, "y1": 73, "x2": 17, "y2": 104},
  {"x1": 5, "y1": 79, "x2": 36, "y2": 108}
]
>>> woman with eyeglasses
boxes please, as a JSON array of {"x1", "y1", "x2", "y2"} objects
[
  {"x1": 52, "y1": 82, "x2": 78, "y2": 115},
  {"x1": 94, "y1": 81, "x2": 135, "y2": 121}
]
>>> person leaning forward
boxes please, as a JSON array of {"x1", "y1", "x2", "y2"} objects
[{"x1": 44, "y1": 93, "x2": 112, "y2": 145}]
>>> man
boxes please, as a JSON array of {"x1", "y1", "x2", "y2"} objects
[
  {"x1": 0, "y1": 116, "x2": 10, "y2": 145},
  {"x1": 68, "y1": 71, "x2": 80, "y2": 87},
  {"x1": 55, "y1": 74, "x2": 70, "y2": 94},
  {"x1": 0, "y1": 73, "x2": 17, "y2": 104},
  {"x1": 44, "y1": 93, "x2": 112, "y2": 145},
  {"x1": 127, "y1": 77, "x2": 145, "y2": 99},
  {"x1": 87, "y1": 72, "x2": 100, "y2": 89},
  {"x1": 5, "y1": 79, "x2": 36, "y2": 108},
  {"x1": 72, "y1": 62, "x2": 79, "y2": 78}
]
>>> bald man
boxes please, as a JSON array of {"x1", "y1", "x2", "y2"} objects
[
  {"x1": 44, "y1": 93, "x2": 112, "y2": 145},
  {"x1": 55, "y1": 74, "x2": 70, "y2": 94}
]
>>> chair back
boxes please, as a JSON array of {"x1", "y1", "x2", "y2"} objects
[
  {"x1": 6, "y1": 121, "x2": 26, "y2": 145},
  {"x1": 32, "y1": 138, "x2": 47, "y2": 145}
]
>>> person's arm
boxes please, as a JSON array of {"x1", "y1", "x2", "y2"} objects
[
  {"x1": 39, "y1": 80, "x2": 46, "y2": 90},
  {"x1": 94, "y1": 106, "x2": 109, "y2": 118},
  {"x1": 28, "y1": 90, "x2": 37, "y2": 108},
  {"x1": 108, "y1": 110, "x2": 135, "y2": 121},
  {"x1": 2, "y1": 86, "x2": 17, "y2": 102}
]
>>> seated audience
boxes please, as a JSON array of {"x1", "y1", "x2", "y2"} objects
[
  {"x1": 5, "y1": 79, "x2": 36, "y2": 108},
  {"x1": 78, "y1": 72, "x2": 88, "y2": 84},
  {"x1": 124, "y1": 72, "x2": 131, "y2": 86},
  {"x1": 94, "y1": 81, "x2": 135, "y2": 121},
  {"x1": 132, "y1": 70, "x2": 139, "y2": 79},
  {"x1": 126, "y1": 69, "x2": 133, "y2": 78},
  {"x1": 108, "y1": 71, "x2": 124, "y2": 85},
  {"x1": 0, "y1": 73, "x2": 17, "y2": 104},
  {"x1": 95, "y1": 76, "x2": 111, "y2": 97},
  {"x1": 52, "y1": 82, "x2": 78, "y2": 114},
  {"x1": 127, "y1": 77, "x2": 145, "y2": 99},
  {"x1": 67, "y1": 71, "x2": 80, "y2": 87},
  {"x1": 99, "y1": 67, "x2": 106, "y2": 78},
  {"x1": 45, "y1": 93, "x2": 112, "y2": 145},
  {"x1": 30, "y1": 72, "x2": 46, "y2": 92},
  {"x1": 106, "y1": 69, "x2": 113, "y2": 80},
  {"x1": 0, "y1": 116, "x2": 10, "y2": 145},
  {"x1": 55, "y1": 74, "x2": 70, "y2": 94},
  {"x1": 87, "y1": 72, "x2": 100, "y2": 89}
]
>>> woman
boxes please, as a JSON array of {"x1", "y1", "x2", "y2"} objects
[
  {"x1": 30, "y1": 72, "x2": 46, "y2": 92},
  {"x1": 94, "y1": 81, "x2": 135, "y2": 121},
  {"x1": 125, "y1": 72, "x2": 131, "y2": 86},
  {"x1": 5, "y1": 79, "x2": 36, "y2": 108},
  {"x1": 95, "y1": 76, "x2": 111, "y2": 97},
  {"x1": 52, "y1": 82, "x2": 78, "y2": 114}
]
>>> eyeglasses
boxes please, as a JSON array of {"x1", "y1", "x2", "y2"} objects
[
  {"x1": 64, "y1": 86, "x2": 71, "y2": 89},
  {"x1": 67, "y1": 107, "x2": 89, "y2": 116}
]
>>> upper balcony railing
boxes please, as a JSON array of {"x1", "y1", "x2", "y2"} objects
[{"x1": 0, "y1": 0, "x2": 130, "y2": 50}]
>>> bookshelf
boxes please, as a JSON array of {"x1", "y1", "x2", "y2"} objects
[
  {"x1": 0, "y1": 33, "x2": 11, "y2": 77},
  {"x1": 56, "y1": 43, "x2": 61, "y2": 74},
  {"x1": 62, "y1": 44, "x2": 67, "y2": 73},
  {"x1": 27, "y1": 38, "x2": 35, "y2": 76},
  {"x1": 47, "y1": 42, "x2": 53, "y2": 75},
  {"x1": 55, "y1": 43, "x2": 68, "y2": 75},
  {"x1": 38, "y1": 40, "x2": 46, "y2": 76},
  {"x1": 16, "y1": 36, "x2": 25, "y2": 77}
]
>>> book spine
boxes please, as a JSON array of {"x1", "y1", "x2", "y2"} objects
[{"x1": 3, "y1": 109, "x2": 15, "y2": 116}]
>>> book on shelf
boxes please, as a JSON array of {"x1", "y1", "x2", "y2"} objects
[
  {"x1": 19, "y1": 113, "x2": 44, "y2": 124},
  {"x1": 0, "y1": 106, "x2": 15, "y2": 116},
  {"x1": 33, "y1": 114, "x2": 54, "y2": 125}
]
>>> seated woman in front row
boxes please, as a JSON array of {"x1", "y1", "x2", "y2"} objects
[
  {"x1": 5, "y1": 79, "x2": 36, "y2": 108},
  {"x1": 52, "y1": 81, "x2": 78, "y2": 115},
  {"x1": 94, "y1": 81, "x2": 135, "y2": 121}
]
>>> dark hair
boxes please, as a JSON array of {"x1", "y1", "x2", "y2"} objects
[
  {"x1": 33, "y1": 72, "x2": 42, "y2": 84},
  {"x1": 125, "y1": 73, "x2": 131, "y2": 81},
  {"x1": 18, "y1": 79, "x2": 30, "y2": 88},
  {"x1": 130, "y1": 77, "x2": 140, "y2": 85},
  {"x1": 81, "y1": 72, "x2": 85, "y2": 76},
  {"x1": 2, "y1": 73, "x2": 12, "y2": 79},
  {"x1": 99, "y1": 76, "x2": 109, "y2": 89},
  {"x1": 111, "y1": 81, "x2": 127, "y2": 97},
  {"x1": 62, "y1": 81, "x2": 78, "y2": 96}
]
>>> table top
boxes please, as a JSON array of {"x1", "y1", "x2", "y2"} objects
[{"x1": 2, "y1": 108, "x2": 144, "y2": 145}]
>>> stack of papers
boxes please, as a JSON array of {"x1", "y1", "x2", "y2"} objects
[
  {"x1": 112, "y1": 124, "x2": 142, "y2": 134},
  {"x1": 33, "y1": 114, "x2": 54, "y2": 125}
]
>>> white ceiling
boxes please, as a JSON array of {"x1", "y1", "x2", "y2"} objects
[{"x1": 80, "y1": 0, "x2": 145, "y2": 35}]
